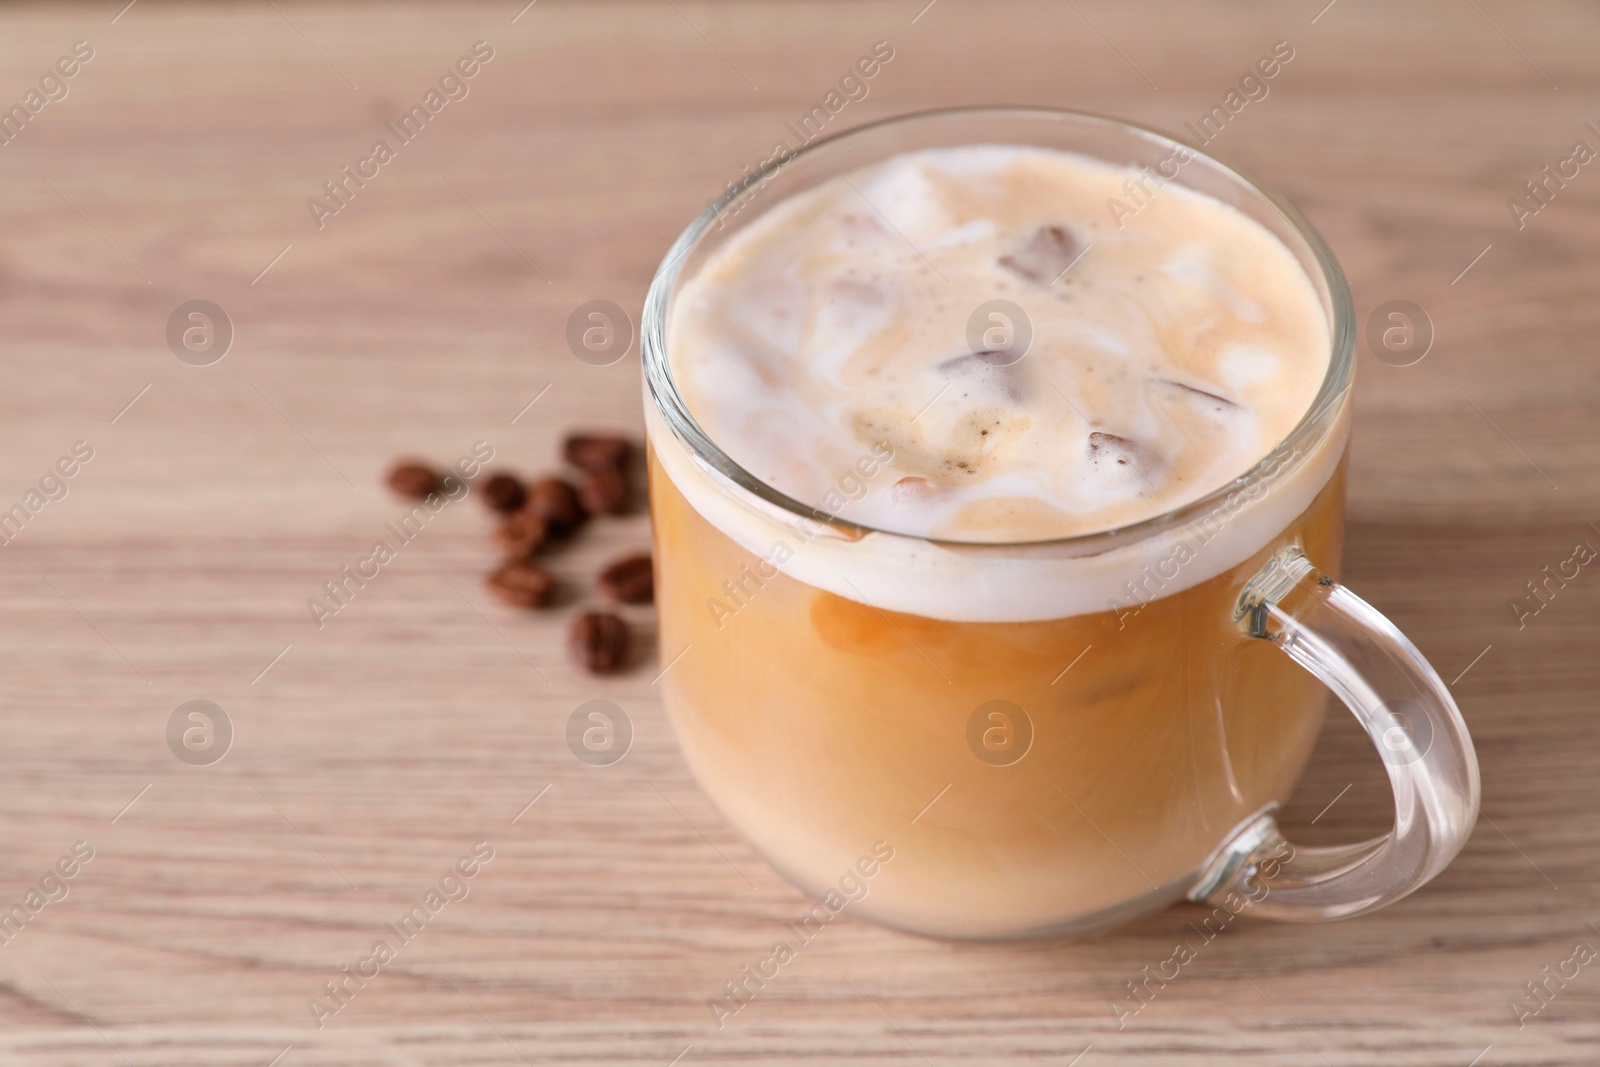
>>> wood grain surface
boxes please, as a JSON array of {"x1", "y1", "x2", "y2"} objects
[{"x1": 0, "y1": 1, "x2": 1597, "y2": 1063}]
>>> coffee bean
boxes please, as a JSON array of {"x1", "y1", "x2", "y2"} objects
[
  {"x1": 579, "y1": 467, "x2": 628, "y2": 516},
  {"x1": 564, "y1": 434, "x2": 632, "y2": 473},
  {"x1": 387, "y1": 461, "x2": 439, "y2": 499},
  {"x1": 486, "y1": 559, "x2": 555, "y2": 608},
  {"x1": 527, "y1": 477, "x2": 588, "y2": 536},
  {"x1": 599, "y1": 554, "x2": 653, "y2": 604},
  {"x1": 482, "y1": 472, "x2": 527, "y2": 514},
  {"x1": 495, "y1": 509, "x2": 549, "y2": 559},
  {"x1": 570, "y1": 611, "x2": 629, "y2": 674}
]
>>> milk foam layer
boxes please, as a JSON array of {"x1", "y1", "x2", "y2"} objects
[
  {"x1": 669, "y1": 146, "x2": 1330, "y2": 543},
  {"x1": 653, "y1": 144, "x2": 1345, "y2": 622}
]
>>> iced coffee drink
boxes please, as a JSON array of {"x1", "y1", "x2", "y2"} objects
[{"x1": 646, "y1": 130, "x2": 1355, "y2": 938}]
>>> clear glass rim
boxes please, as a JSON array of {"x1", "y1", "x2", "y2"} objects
[{"x1": 641, "y1": 105, "x2": 1355, "y2": 551}]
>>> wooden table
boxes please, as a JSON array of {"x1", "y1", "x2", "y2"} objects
[{"x1": 0, "y1": 1, "x2": 1595, "y2": 1062}]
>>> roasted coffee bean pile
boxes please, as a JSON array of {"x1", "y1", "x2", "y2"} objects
[{"x1": 386, "y1": 433, "x2": 652, "y2": 675}]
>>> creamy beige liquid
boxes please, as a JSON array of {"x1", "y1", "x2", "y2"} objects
[
  {"x1": 650, "y1": 144, "x2": 1343, "y2": 937},
  {"x1": 669, "y1": 145, "x2": 1329, "y2": 546}
]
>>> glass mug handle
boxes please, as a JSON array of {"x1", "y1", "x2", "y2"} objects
[{"x1": 1189, "y1": 546, "x2": 1481, "y2": 921}]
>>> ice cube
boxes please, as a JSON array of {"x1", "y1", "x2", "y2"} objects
[
  {"x1": 889, "y1": 475, "x2": 941, "y2": 504},
  {"x1": 936, "y1": 352, "x2": 1024, "y2": 403},
  {"x1": 1087, "y1": 431, "x2": 1160, "y2": 479},
  {"x1": 998, "y1": 224, "x2": 1081, "y2": 284},
  {"x1": 1151, "y1": 377, "x2": 1241, "y2": 415}
]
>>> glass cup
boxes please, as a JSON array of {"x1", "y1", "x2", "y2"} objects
[{"x1": 640, "y1": 108, "x2": 1479, "y2": 939}]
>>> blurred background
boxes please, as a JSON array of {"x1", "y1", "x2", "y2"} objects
[{"x1": 0, "y1": 2, "x2": 1595, "y2": 1064}]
